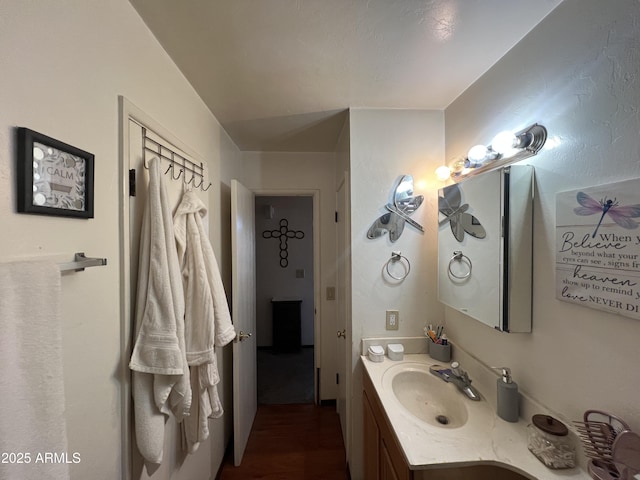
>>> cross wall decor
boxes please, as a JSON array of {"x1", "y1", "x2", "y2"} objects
[{"x1": 262, "y1": 218, "x2": 305, "y2": 268}]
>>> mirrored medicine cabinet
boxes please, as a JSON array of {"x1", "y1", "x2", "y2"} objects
[{"x1": 437, "y1": 165, "x2": 534, "y2": 332}]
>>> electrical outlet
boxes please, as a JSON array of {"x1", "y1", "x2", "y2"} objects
[{"x1": 386, "y1": 310, "x2": 399, "y2": 330}]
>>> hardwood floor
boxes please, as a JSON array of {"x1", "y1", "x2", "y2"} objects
[{"x1": 217, "y1": 404, "x2": 349, "y2": 480}]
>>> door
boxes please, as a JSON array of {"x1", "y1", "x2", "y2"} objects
[
  {"x1": 231, "y1": 179, "x2": 257, "y2": 466},
  {"x1": 126, "y1": 117, "x2": 200, "y2": 479},
  {"x1": 336, "y1": 174, "x2": 350, "y2": 451}
]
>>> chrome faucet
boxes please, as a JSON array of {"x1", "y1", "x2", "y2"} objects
[
  {"x1": 428, "y1": 362, "x2": 481, "y2": 401},
  {"x1": 448, "y1": 362, "x2": 481, "y2": 401}
]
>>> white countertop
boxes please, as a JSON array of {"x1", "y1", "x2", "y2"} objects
[{"x1": 362, "y1": 354, "x2": 591, "y2": 480}]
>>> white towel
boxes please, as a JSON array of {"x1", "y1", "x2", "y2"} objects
[
  {"x1": 129, "y1": 157, "x2": 191, "y2": 465},
  {"x1": 174, "y1": 189, "x2": 235, "y2": 453},
  {"x1": 0, "y1": 260, "x2": 70, "y2": 480}
]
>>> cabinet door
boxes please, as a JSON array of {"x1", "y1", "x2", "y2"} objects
[
  {"x1": 381, "y1": 440, "x2": 400, "y2": 480},
  {"x1": 363, "y1": 391, "x2": 380, "y2": 480},
  {"x1": 437, "y1": 165, "x2": 533, "y2": 332},
  {"x1": 438, "y1": 169, "x2": 502, "y2": 326}
]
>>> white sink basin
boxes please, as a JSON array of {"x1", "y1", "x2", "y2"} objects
[{"x1": 382, "y1": 362, "x2": 469, "y2": 428}]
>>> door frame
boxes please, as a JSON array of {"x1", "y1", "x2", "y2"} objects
[{"x1": 253, "y1": 189, "x2": 321, "y2": 404}]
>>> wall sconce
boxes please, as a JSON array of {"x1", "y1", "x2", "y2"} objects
[{"x1": 437, "y1": 123, "x2": 547, "y2": 181}]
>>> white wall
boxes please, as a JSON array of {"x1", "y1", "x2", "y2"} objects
[
  {"x1": 255, "y1": 195, "x2": 315, "y2": 347},
  {"x1": 444, "y1": 0, "x2": 640, "y2": 438},
  {"x1": 0, "y1": 1, "x2": 238, "y2": 479},
  {"x1": 348, "y1": 108, "x2": 445, "y2": 479},
  {"x1": 241, "y1": 151, "x2": 338, "y2": 400}
]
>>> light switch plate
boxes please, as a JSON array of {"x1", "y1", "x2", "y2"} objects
[{"x1": 326, "y1": 286, "x2": 335, "y2": 301}]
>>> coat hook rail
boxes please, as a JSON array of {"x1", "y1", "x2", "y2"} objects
[
  {"x1": 140, "y1": 127, "x2": 212, "y2": 192},
  {"x1": 59, "y1": 252, "x2": 107, "y2": 272},
  {"x1": 142, "y1": 129, "x2": 204, "y2": 177}
]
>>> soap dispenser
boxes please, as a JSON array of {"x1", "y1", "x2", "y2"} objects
[{"x1": 496, "y1": 367, "x2": 519, "y2": 422}]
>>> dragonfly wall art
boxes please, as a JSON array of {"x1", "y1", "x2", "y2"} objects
[
  {"x1": 367, "y1": 175, "x2": 424, "y2": 243},
  {"x1": 573, "y1": 191, "x2": 640, "y2": 238},
  {"x1": 438, "y1": 183, "x2": 486, "y2": 242}
]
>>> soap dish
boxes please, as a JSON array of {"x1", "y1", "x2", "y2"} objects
[
  {"x1": 387, "y1": 343, "x2": 404, "y2": 361},
  {"x1": 368, "y1": 345, "x2": 384, "y2": 363}
]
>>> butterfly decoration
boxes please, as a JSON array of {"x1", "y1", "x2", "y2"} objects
[
  {"x1": 367, "y1": 175, "x2": 424, "y2": 243},
  {"x1": 438, "y1": 183, "x2": 486, "y2": 242},
  {"x1": 573, "y1": 192, "x2": 640, "y2": 238}
]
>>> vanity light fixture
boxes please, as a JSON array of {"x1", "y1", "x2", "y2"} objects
[{"x1": 436, "y1": 123, "x2": 547, "y2": 181}]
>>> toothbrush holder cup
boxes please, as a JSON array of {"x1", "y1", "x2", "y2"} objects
[{"x1": 430, "y1": 343, "x2": 451, "y2": 362}]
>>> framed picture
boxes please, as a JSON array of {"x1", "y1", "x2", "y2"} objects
[
  {"x1": 16, "y1": 127, "x2": 94, "y2": 218},
  {"x1": 555, "y1": 178, "x2": 640, "y2": 320}
]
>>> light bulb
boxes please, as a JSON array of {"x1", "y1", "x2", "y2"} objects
[
  {"x1": 435, "y1": 165, "x2": 451, "y2": 181},
  {"x1": 467, "y1": 144, "x2": 490, "y2": 163},
  {"x1": 491, "y1": 131, "x2": 518, "y2": 154},
  {"x1": 448, "y1": 157, "x2": 467, "y2": 177}
]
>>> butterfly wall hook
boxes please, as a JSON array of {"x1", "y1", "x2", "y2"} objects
[
  {"x1": 367, "y1": 175, "x2": 424, "y2": 243},
  {"x1": 574, "y1": 191, "x2": 640, "y2": 238},
  {"x1": 438, "y1": 183, "x2": 486, "y2": 242}
]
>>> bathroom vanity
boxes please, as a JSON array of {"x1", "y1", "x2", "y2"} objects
[{"x1": 361, "y1": 353, "x2": 590, "y2": 480}]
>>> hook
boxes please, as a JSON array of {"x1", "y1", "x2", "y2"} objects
[
  {"x1": 193, "y1": 175, "x2": 204, "y2": 189},
  {"x1": 201, "y1": 181, "x2": 212, "y2": 192},
  {"x1": 164, "y1": 163, "x2": 184, "y2": 180},
  {"x1": 172, "y1": 166, "x2": 184, "y2": 180},
  {"x1": 185, "y1": 172, "x2": 196, "y2": 186}
]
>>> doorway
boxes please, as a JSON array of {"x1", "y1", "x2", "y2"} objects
[{"x1": 254, "y1": 195, "x2": 315, "y2": 405}]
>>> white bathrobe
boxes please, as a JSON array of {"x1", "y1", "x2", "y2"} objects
[
  {"x1": 173, "y1": 189, "x2": 236, "y2": 454},
  {"x1": 129, "y1": 157, "x2": 191, "y2": 465}
]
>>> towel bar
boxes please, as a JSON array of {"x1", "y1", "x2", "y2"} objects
[{"x1": 59, "y1": 252, "x2": 107, "y2": 272}]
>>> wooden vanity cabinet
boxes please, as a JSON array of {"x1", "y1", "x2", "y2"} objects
[
  {"x1": 363, "y1": 369, "x2": 535, "y2": 480},
  {"x1": 363, "y1": 372, "x2": 413, "y2": 480}
]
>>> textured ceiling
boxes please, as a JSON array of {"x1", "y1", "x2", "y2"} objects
[{"x1": 130, "y1": 0, "x2": 563, "y2": 152}]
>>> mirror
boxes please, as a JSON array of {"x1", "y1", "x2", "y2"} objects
[
  {"x1": 438, "y1": 184, "x2": 486, "y2": 241},
  {"x1": 367, "y1": 175, "x2": 424, "y2": 242},
  {"x1": 437, "y1": 166, "x2": 533, "y2": 332}
]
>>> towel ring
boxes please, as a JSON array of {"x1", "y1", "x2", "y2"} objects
[
  {"x1": 385, "y1": 251, "x2": 411, "y2": 281},
  {"x1": 448, "y1": 250, "x2": 472, "y2": 279}
]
